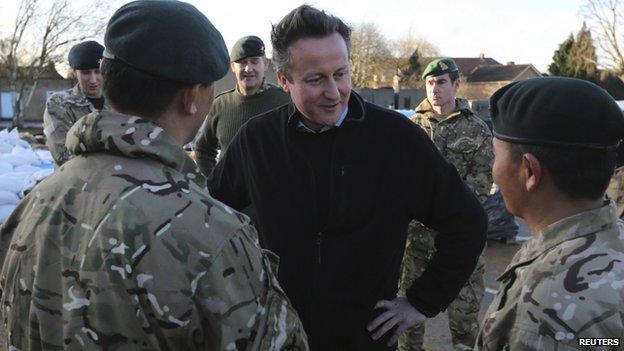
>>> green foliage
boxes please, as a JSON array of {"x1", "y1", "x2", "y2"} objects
[
  {"x1": 549, "y1": 23, "x2": 598, "y2": 81},
  {"x1": 549, "y1": 34, "x2": 575, "y2": 76},
  {"x1": 400, "y1": 49, "x2": 421, "y2": 81}
]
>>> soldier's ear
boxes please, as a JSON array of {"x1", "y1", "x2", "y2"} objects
[
  {"x1": 181, "y1": 84, "x2": 202, "y2": 115},
  {"x1": 522, "y1": 153, "x2": 542, "y2": 192}
]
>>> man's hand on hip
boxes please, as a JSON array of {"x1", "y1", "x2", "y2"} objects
[{"x1": 367, "y1": 297, "x2": 426, "y2": 347}]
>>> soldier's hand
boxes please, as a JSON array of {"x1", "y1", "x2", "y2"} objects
[{"x1": 367, "y1": 297, "x2": 426, "y2": 346}]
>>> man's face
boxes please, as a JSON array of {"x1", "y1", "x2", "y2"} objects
[
  {"x1": 425, "y1": 73, "x2": 459, "y2": 108},
  {"x1": 231, "y1": 56, "x2": 269, "y2": 95},
  {"x1": 492, "y1": 138, "x2": 525, "y2": 216},
  {"x1": 75, "y1": 68, "x2": 103, "y2": 99},
  {"x1": 278, "y1": 33, "x2": 351, "y2": 128}
]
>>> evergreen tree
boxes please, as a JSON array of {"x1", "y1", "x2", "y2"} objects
[
  {"x1": 549, "y1": 34, "x2": 574, "y2": 76},
  {"x1": 549, "y1": 23, "x2": 598, "y2": 81},
  {"x1": 570, "y1": 22, "x2": 598, "y2": 81},
  {"x1": 400, "y1": 49, "x2": 421, "y2": 81}
]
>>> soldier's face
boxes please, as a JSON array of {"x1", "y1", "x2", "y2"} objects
[
  {"x1": 231, "y1": 56, "x2": 269, "y2": 95},
  {"x1": 425, "y1": 73, "x2": 459, "y2": 108},
  {"x1": 75, "y1": 68, "x2": 103, "y2": 99},
  {"x1": 492, "y1": 138, "x2": 524, "y2": 216},
  {"x1": 277, "y1": 33, "x2": 351, "y2": 130}
]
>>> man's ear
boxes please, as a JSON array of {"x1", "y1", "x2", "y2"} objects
[
  {"x1": 277, "y1": 70, "x2": 290, "y2": 94},
  {"x1": 521, "y1": 153, "x2": 542, "y2": 192},
  {"x1": 181, "y1": 84, "x2": 201, "y2": 115},
  {"x1": 453, "y1": 77, "x2": 460, "y2": 93},
  {"x1": 230, "y1": 61, "x2": 236, "y2": 73}
]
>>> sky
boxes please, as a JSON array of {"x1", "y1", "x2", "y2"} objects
[{"x1": 1, "y1": 0, "x2": 587, "y2": 73}]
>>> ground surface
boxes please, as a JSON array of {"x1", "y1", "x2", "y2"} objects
[{"x1": 422, "y1": 218, "x2": 528, "y2": 351}]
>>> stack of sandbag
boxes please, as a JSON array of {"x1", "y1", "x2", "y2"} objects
[
  {"x1": 395, "y1": 109, "x2": 415, "y2": 118},
  {"x1": 0, "y1": 129, "x2": 54, "y2": 225}
]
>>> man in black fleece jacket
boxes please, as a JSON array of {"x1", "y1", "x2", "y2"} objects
[{"x1": 208, "y1": 5, "x2": 487, "y2": 351}]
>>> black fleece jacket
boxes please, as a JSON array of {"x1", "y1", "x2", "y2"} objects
[{"x1": 208, "y1": 91, "x2": 487, "y2": 351}]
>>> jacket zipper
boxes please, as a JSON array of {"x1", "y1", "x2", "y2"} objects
[{"x1": 316, "y1": 231, "x2": 323, "y2": 265}]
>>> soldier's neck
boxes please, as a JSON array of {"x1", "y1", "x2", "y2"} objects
[
  {"x1": 237, "y1": 82, "x2": 260, "y2": 96},
  {"x1": 521, "y1": 194, "x2": 604, "y2": 236},
  {"x1": 431, "y1": 100, "x2": 456, "y2": 118}
]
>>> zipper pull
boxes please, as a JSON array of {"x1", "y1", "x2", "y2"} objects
[{"x1": 316, "y1": 231, "x2": 323, "y2": 265}]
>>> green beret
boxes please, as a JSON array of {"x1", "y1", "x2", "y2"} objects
[
  {"x1": 490, "y1": 77, "x2": 624, "y2": 150},
  {"x1": 68, "y1": 41, "x2": 104, "y2": 70},
  {"x1": 230, "y1": 36, "x2": 265, "y2": 62},
  {"x1": 421, "y1": 58, "x2": 459, "y2": 80},
  {"x1": 104, "y1": 0, "x2": 229, "y2": 84}
]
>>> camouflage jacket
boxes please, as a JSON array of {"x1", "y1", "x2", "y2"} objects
[
  {"x1": 43, "y1": 84, "x2": 110, "y2": 166},
  {"x1": 475, "y1": 201, "x2": 624, "y2": 350},
  {"x1": 410, "y1": 98, "x2": 493, "y2": 202},
  {"x1": 0, "y1": 111, "x2": 308, "y2": 350}
]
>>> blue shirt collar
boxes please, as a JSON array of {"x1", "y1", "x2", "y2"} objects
[{"x1": 296, "y1": 106, "x2": 349, "y2": 134}]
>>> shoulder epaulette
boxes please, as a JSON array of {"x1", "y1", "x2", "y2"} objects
[{"x1": 214, "y1": 88, "x2": 236, "y2": 100}]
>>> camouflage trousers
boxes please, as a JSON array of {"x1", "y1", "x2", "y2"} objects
[
  {"x1": 606, "y1": 165, "x2": 624, "y2": 218},
  {"x1": 398, "y1": 221, "x2": 485, "y2": 351}
]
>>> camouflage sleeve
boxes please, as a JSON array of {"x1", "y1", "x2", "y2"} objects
[
  {"x1": 194, "y1": 110, "x2": 219, "y2": 177},
  {"x1": 122, "y1": 196, "x2": 307, "y2": 350},
  {"x1": 197, "y1": 222, "x2": 309, "y2": 350},
  {"x1": 43, "y1": 95, "x2": 74, "y2": 166},
  {"x1": 463, "y1": 120, "x2": 493, "y2": 203}
]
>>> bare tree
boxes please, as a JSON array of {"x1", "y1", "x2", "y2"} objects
[
  {"x1": 582, "y1": 0, "x2": 624, "y2": 74},
  {"x1": 0, "y1": 0, "x2": 108, "y2": 128},
  {"x1": 389, "y1": 31, "x2": 440, "y2": 60},
  {"x1": 388, "y1": 31, "x2": 440, "y2": 87},
  {"x1": 350, "y1": 22, "x2": 391, "y2": 88}
]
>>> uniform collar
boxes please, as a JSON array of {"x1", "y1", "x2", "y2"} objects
[
  {"x1": 497, "y1": 200, "x2": 618, "y2": 282},
  {"x1": 70, "y1": 83, "x2": 110, "y2": 110},
  {"x1": 415, "y1": 98, "x2": 472, "y2": 122},
  {"x1": 66, "y1": 110, "x2": 205, "y2": 187}
]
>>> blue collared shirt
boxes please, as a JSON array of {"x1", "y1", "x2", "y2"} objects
[{"x1": 296, "y1": 106, "x2": 349, "y2": 133}]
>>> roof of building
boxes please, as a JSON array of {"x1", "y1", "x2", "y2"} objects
[{"x1": 466, "y1": 64, "x2": 541, "y2": 82}]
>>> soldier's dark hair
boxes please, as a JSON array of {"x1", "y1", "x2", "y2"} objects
[
  {"x1": 449, "y1": 70, "x2": 460, "y2": 83},
  {"x1": 508, "y1": 143, "x2": 616, "y2": 200},
  {"x1": 271, "y1": 5, "x2": 351, "y2": 79},
  {"x1": 101, "y1": 58, "x2": 192, "y2": 119}
]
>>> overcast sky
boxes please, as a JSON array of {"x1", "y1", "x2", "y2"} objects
[{"x1": 1, "y1": 0, "x2": 587, "y2": 73}]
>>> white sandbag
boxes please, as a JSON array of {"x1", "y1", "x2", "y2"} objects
[
  {"x1": 35, "y1": 150, "x2": 54, "y2": 164},
  {"x1": 8, "y1": 128, "x2": 19, "y2": 141},
  {"x1": 28, "y1": 168, "x2": 53, "y2": 183},
  {"x1": 14, "y1": 139, "x2": 31, "y2": 149},
  {"x1": 0, "y1": 173, "x2": 34, "y2": 194},
  {"x1": 13, "y1": 164, "x2": 41, "y2": 174},
  {"x1": 0, "y1": 152, "x2": 40, "y2": 167},
  {"x1": 0, "y1": 161, "x2": 12, "y2": 175},
  {"x1": 0, "y1": 141, "x2": 12, "y2": 153},
  {"x1": 0, "y1": 190, "x2": 20, "y2": 205},
  {"x1": 0, "y1": 204, "x2": 17, "y2": 224}
]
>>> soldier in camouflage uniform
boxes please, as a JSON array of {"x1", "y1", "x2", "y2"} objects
[
  {"x1": 399, "y1": 58, "x2": 492, "y2": 351},
  {"x1": 0, "y1": 1, "x2": 308, "y2": 350},
  {"x1": 476, "y1": 77, "x2": 624, "y2": 350},
  {"x1": 43, "y1": 41, "x2": 110, "y2": 166},
  {"x1": 606, "y1": 165, "x2": 624, "y2": 217}
]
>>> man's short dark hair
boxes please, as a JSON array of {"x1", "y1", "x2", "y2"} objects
[
  {"x1": 509, "y1": 143, "x2": 616, "y2": 200},
  {"x1": 101, "y1": 58, "x2": 191, "y2": 119},
  {"x1": 271, "y1": 4, "x2": 351, "y2": 79},
  {"x1": 449, "y1": 70, "x2": 460, "y2": 83}
]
